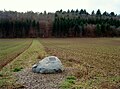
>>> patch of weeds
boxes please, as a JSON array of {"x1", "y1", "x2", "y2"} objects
[
  {"x1": 0, "y1": 72, "x2": 3, "y2": 77},
  {"x1": 72, "y1": 81, "x2": 94, "y2": 89},
  {"x1": 109, "y1": 76, "x2": 120, "y2": 83},
  {"x1": 60, "y1": 76, "x2": 76, "y2": 89},
  {"x1": 13, "y1": 67, "x2": 23, "y2": 72},
  {"x1": 66, "y1": 76, "x2": 76, "y2": 80},
  {"x1": 13, "y1": 83, "x2": 25, "y2": 89},
  {"x1": 0, "y1": 78, "x2": 6, "y2": 87}
]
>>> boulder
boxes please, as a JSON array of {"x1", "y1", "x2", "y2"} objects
[{"x1": 32, "y1": 56, "x2": 64, "y2": 74}]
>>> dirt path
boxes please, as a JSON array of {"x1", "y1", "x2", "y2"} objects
[
  {"x1": 0, "y1": 40, "x2": 47, "y2": 88},
  {"x1": 15, "y1": 67, "x2": 74, "y2": 89},
  {"x1": 1, "y1": 40, "x2": 76, "y2": 89}
]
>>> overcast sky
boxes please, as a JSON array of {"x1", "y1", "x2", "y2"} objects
[{"x1": 0, "y1": 0, "x2": 120, "y2": 14}]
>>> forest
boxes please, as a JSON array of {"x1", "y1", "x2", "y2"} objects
[{"x1": 0, "y1": 9, "x2": 120, "y2": 38}]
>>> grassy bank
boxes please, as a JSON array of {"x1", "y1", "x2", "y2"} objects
[{"x1": 0, "y1": 39, "x2": 47, "y2": 88}]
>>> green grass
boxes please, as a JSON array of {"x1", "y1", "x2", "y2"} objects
[
  {"x1": 13, "y1": 67, "x2": 23, "y2": 72},
  {"x1": 0, "y1": 39, "x2": 31, "y2": 59},
  {"x1": 60, "y1": 76, "x2": 76, "y2": 89},
  {"x1": 0, "y1": 39, "x2": 32, "y2": 69}
]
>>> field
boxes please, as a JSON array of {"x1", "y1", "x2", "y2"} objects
[
  {"x1": 0, "y1": 39, "x2": 32, "y2": 70},
  {"x1": 40, "y1": 38, "x2": 120, "y2": 89},
  {"x1": 0, "y1": 38, "x2": 120, "y2": 89}
]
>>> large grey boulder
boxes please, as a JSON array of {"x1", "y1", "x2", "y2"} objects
[{"x1": 32, "y1": 56, "x2": 64, "y2": 74}]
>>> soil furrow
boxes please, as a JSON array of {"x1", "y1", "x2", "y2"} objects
[{"x1": 0, "y1": 40, "x2": 33, "y2": 70}]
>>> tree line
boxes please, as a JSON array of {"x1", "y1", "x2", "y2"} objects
[
  {"x1": 0, "y1": 19, "x2": 40, "y2": 38},
  {"x1": 52, "y1": 9, "x2": 120, "y2": 37},
  {"x1": 0, "y1": 9, "x2": 120, "y2": 38}
]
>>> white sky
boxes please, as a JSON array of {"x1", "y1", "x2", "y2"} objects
[{"x1": 0, "y1": 0, "x2": 120, "y2": 14}]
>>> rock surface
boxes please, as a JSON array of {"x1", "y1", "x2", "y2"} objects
[{"x1": 32, "y1": 56, "x2": 63, "y2": 74}]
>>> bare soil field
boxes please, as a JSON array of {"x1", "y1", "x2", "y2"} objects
[
  {"x1": 0, "y1": 38, "x2": 120, "y2": 89},
  {"x1": 40, "y1": 38, "x2": 120, "y2": 89}
]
